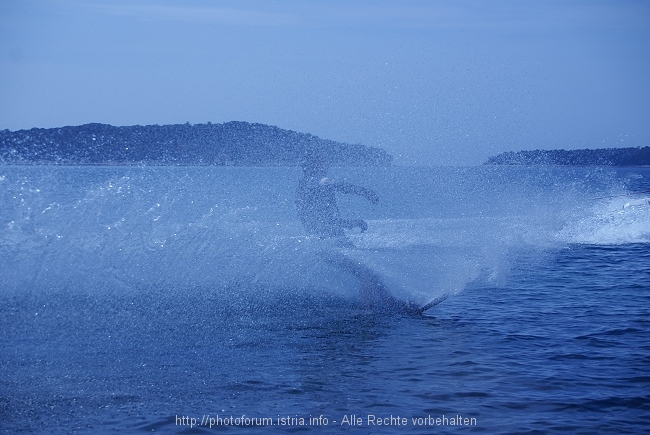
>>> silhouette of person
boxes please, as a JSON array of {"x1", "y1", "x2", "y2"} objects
[
  {"x1": 295, "y1": 157, "x2": 407, "y2": 309},
  {"x1": 294, "y1": 156, "x2": 448, "y2": 314},
  {"x1": 295, "y1": 157, "x2": 379, "y2": 245}
]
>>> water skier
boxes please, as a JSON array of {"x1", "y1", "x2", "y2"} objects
[
  {"x1": 295, "y1": 157, "x2": 401, "y2": 309},
  {"x1": 295, "y1": 157, "x2": 379, "y2": 245}
]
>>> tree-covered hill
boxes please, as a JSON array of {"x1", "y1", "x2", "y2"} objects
[
  {"x1": 0, "y1": 121, "x2": 393, "y2": 166},
  {"x1": 485, "y1": 147, "x2": 650, "y2": 166}
]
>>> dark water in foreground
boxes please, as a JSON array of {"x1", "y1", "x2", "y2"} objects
[{"x1": 1, "y1": 166, "x2": 649, "y2": 433}]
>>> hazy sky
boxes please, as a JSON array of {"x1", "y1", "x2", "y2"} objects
[{"x1": 1, "y1": 0, "x2": 649, "y2": 165}]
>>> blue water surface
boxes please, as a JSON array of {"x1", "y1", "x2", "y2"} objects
[{"x1": 1, "y1": 166, "x2": 649, "y2": 433}]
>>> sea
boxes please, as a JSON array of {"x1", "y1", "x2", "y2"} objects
[{"x1": 1, "y1": 165, "x2": 648, "y2": 434}]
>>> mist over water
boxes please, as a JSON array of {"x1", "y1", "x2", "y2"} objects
[{"x1": 1, "y1": 165, "x2": 646, "y2": 302}]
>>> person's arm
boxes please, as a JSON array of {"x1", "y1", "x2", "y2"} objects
[
  {"x1": 325, "y1": 179, "x2": 379, "y2": 204},
  {"x1": 341, "y1": 219, "x2": 368, "y2": 233}
]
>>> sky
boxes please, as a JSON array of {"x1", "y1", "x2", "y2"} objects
[{"x1": 1, "y1": 0, "x2": 649, "y2": 165}]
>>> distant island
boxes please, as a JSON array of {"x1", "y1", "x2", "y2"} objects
[
  {"x1": 0, "y1": 121, "x2": 393, "y2": 166},
  {"x1": 485, "y1": 147, "x2": 650, "y2": 166}
]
